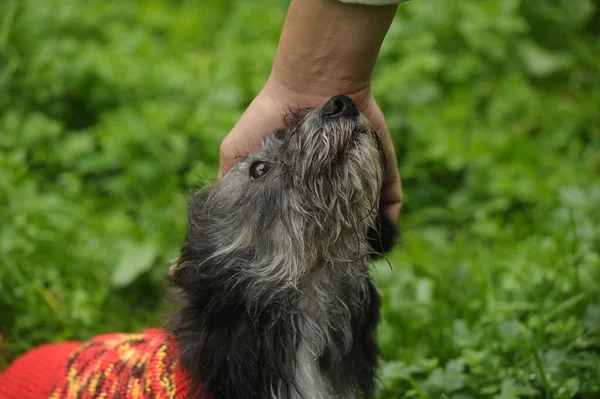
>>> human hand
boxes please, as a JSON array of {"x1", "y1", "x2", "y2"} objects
[{"x1": 218, "y1": 79, "x2": 402, "y2": 222}]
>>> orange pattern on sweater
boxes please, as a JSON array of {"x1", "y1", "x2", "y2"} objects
[{"x1": 0, "y1": 329, "x2": 195, "y2": 399}]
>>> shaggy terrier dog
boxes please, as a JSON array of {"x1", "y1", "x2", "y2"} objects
[{"x1": 0, "y1": 95, "x2": 398, "y2": 399}]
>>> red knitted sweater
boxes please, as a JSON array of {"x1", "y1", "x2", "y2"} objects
[{"x1": 0, "y1": 329, "x2": 197, "y2": 399}]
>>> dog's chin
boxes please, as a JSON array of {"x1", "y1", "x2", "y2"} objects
[{"x1": 323, "y1": 118, "x2": 397, "y2": 253}]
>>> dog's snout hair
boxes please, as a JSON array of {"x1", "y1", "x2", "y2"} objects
[{"x1": 169, "y1": 98, "x2": 398, "y2": 399}]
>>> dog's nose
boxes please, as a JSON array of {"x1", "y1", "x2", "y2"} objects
[{"x1": 321, "y1": 95, "x2": 359, "y2": 118}]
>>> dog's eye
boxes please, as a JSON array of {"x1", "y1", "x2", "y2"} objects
[{"x1": 249, "y1": 161, "x2": 270, "y2": 179}]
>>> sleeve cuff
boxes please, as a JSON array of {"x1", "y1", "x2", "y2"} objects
[{"x1": 338, "y1": 0, "x2": 408, "y2": 4}]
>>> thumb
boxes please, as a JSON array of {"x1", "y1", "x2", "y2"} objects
[{"x1": 218, "y1": 94, "x2": 285, "y2": 178}]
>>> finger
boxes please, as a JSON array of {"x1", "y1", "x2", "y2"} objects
[
  {"x1": 381, "y1": 168, "x2": 403, "y2": 222},
  {"x1": 380, "y1": 136, "x2": 402, "y2": 222},
  {"x1": 218, "y1": 94, "x2": 286, "y2": 178},
  {"x1": 360, "y1": 97, "x2": 403, "y2": 222},
  {"x1": 218, "y1": 119, "x2": 267, "y2": 178},
  {"x1": 218, "y1": 136, "x2": 240, "y2": 178}
]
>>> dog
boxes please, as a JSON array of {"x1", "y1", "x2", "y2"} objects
[{"x1": 0, "y1": 95, "x2": 398, "y2": 399}]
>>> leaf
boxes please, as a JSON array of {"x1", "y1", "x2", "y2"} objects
[
  {"x1": 111, "y1": 241, "x2": 158, "y2": 288},
  {"x1": 518, "y1": 41, "x2": 574, "y2": 77},
  {"x1": 562, "y1": 377, "x2": 580, "y2": 397},
  {"x1": 424, "y1": 360, "x2": 467, "y2": 393},
  {"x1": 497, "y1": 379, "x2": 538, "y2": 398},
  {"x1": 584, "y1": 303, "x2": 600, "y2": 330}
]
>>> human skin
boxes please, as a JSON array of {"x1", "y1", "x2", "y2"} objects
[{"x1": 219, "y1": 0, "x2": 403, "y2": 221}]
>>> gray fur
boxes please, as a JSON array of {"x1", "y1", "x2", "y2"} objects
[{"x1": 170, "y1": 101, "x2": 389, "y2": 399}]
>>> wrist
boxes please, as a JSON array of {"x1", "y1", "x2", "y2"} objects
[
  {"x1": 264, "y1": 74, "x2": 372, "y2": 112},
  {"x1": 268, "y1": 0, "x2": 396, "y2": 104}
]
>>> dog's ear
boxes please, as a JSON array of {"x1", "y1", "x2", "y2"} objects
[{"x1": 367, "y1": 209, "x2": 399, "y2": 256}]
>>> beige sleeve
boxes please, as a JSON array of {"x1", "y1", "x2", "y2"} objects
[{"x1": 338, "y1": 0, "x2": 408, "y2": 4}]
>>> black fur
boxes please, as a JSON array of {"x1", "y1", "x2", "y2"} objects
[
  {"x1": 367, "y1": 210, "x2": 400, "y2": 256},
  {"x1": 169, "y1": 189, "x2": 392, "y2": 399},
  {"x1": 319, "y1": 281, "x2": 381, "y2": 397}
]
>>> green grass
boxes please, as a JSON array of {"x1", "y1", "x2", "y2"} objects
[{"x1": 1, "y1": 0, "x2": 599, "y2": 397}]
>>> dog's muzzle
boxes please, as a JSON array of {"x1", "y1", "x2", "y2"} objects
[{"x1": 321, "y1": 95, "x2": 359, "y2": 119}]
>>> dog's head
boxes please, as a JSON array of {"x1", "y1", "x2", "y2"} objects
[
  {"x1": 170, "y1": 95, "x2": 398, "y2": 399},
  {"x1": 172, "y1": 95, "x2": 397, "y2": 294}
]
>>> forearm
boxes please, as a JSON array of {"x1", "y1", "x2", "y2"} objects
[{"x1": 269, "y1": 0, "x2": 398, "y2": 99}]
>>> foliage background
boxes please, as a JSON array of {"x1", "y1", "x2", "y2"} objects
[{"x1": 1, "y1": 0, "x2": 599, "y2": 397}]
